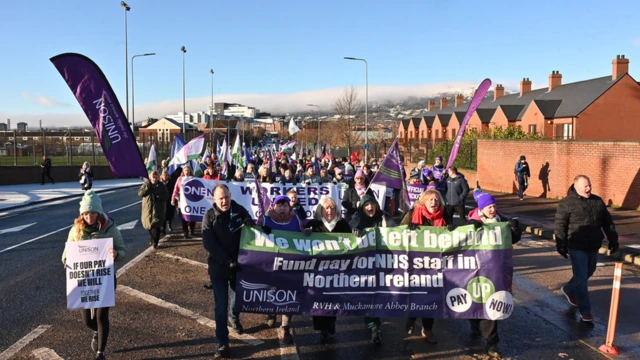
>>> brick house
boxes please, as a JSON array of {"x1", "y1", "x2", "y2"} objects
[{"x1": 138, "y1": 117, "x2": 197, "y2": 143}]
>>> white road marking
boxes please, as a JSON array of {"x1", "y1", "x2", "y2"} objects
[
  {"x1": 117, "y1": 285, "x2": 263, "y2": 346},
  {"x1": 157, "y1": 252, "x2": 207, "y2": 268},
  {"x1": 0, "y1": 325, "x2": 52, "y2": 360},
  {"x1": 0, "y1": 226, "x2": 72, "y2": 254},
  {"x1": 0, "y1": 222, "x2": 37, "y2": 235},
  {"x1": 116, "y1": 233, "x2": 171, "y2": 278},
  {"x1": 31, "y1": 347, "x2": 64, "y2": 360},
  {"x1": 117, "y1": 220, "x2": 138, "y2": 231},
  {"x1": 110, "y1": 201, "x2": 142, "y2": 213}
]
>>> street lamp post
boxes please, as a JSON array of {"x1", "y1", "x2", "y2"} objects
[
  {"x1": 121, "y1": 1, "x2": 131, "y2": 131},
  {"x1": 131, "y1": 53, "x2": 156, "y2": 131},
  {"x1": 181, "y1": 46, "x2": 187, "y2": 135},
  {"x1": 307, "y1": 104, "x2": 320, "y2": 155},
  {"x1": 344, "y1": 57, "x2": 368, "y2": 163},
  {"x1": 210, "y1": 69, "x2": 214, "y2": 145}
]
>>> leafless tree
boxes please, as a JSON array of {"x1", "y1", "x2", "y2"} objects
[{"x1": 333, "y1": 86, "x2": 364, "y2": 155}]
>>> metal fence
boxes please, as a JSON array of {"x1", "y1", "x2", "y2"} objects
[{"x1": 398, "y1": 139, "x2": 478, "y2": 169}]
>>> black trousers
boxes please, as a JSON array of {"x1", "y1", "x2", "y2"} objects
[
  {"x1": 41, "y1": 171, "x2": 54, "y2": 184},
  {"x1": 81, "y1": 307, "x2": 110, "y2": 352},
  {"x1": 313, "y1": 316, "x2": 336, "y2": 332},
  {"x1": 149, "y1": 227, "x2": 161, "y2": 245},
  {"x1": 177, "y1": 209, "x2": 196, "y2": 234},
  {"x1": 165, "y1": 203, "x2": 176, "y2": 224},
  {"x1": 470, "y1": 319, "x2": 499, "y2": 345},
  {"x1": 447, "y1": 204, "x2": 467, "y2": 222}
]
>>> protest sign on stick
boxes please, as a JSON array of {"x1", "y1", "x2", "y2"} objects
[{"x1": 65, "y1": 238, "x2": 115, "y2": 309}]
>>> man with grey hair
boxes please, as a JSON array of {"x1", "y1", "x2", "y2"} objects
[{"x1": 554, "y1": 175, "x2": 618, "y2": 322}]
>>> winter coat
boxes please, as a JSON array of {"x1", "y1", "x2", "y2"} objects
[
  {"x1": 171, "y1": 175, "x2": 193, "y2": 205},
  {"x1": 306, "y1": 203, "x2": 351, "y2": 233},
  {"x1": 400, "y1": 206, "x2": 454, "y2": 227},
  {"x1": 293, "y1": 203, "x2": 308, "y2": 220},
  {"x1": 350, "y1": 195, "x2": 396, "y2": 230},
  {"x1": 342, "y1": 184, "x2": 374, "y2": 219},
  {"x1": 202, "y1": 200, "x2": 253, "y2": 280},
  {"x1": 61, "y1": 215, "x2": 126, "y2": 264},
  {"x1": 554, "y1": 185, "x2": 618, "y2": 251},
  {"x1": 445, "y1": 173, "x2": 470, "y2": 206},
  {"x1": 297, "y1": 173, "x2": 321, "y2": 185},
  {"x1": 515, "y1": 161, "x2": 531, "y2": 178},
  {"x1": 467, "y1": 208, "x2": 522, "y2": 244},
  {"x1": 138, "y1": 181, "x2": 169, "y2": 230},
  {"x1": 79, "y1": 168, "x2": 94, "y2": 185}
]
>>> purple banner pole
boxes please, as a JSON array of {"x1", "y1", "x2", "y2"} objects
[
  {"x1": 50, "y1": 53, "x2": 147, "y2": 178},
  {"x1": 446, "y1": 78, "x2": 492, "y2": 170}
]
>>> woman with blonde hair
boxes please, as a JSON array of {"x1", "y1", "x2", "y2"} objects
[
  {"x1": 79, "y1": 162, "x2": 94, "y2": 191},
  {"x1": 61, "y1": 190, "x2": 126, "y2": 360},
  {"x1": 400, "y1": 189, "x2": 455, "y2": 344}
]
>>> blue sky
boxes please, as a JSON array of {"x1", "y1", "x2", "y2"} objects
[{"x1": 2, "y1": 0, "x2": 640, "y2": 126}]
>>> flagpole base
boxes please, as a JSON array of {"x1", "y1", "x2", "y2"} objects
[{"x1": 599, "y1": 344, "x2": 620, "y2": 355}]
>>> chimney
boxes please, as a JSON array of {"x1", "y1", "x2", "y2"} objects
[
  {"x1": 7, "y1": 118, "x2": 10, "y2": 130},
  {"x1": 455, "y1": 94, "x2": 464, "y2": 107},
  {"x1": 428, "y1": 100, "x2": 436, "y2": 112},
  {"x1": 440, "y1": 97, "x2": 449, "y2": 110},
  {"x1": 549, "y1": 70, "x2": 562, "y2": 91},
  {"x1": 612, "y1": 54, "x2": 629, "y2": 79},
  {"x1": 494, "y1": 84, "x2": 504, "y2": 100},
  {"x1": 520, "y1": 78, "x2": 532, "y2": 96}
]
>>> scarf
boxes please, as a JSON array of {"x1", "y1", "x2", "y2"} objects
[
  {"x1": 411, "y1": 205, "x2": 447, "y2": 227},
  {"x1": 321, "y1": 216, "x2": 339, "y2": 232},
  {"x1": 355, "y1": 184, "x2": 367, "y2": 197},
  {"x1": 480, "y1": 212, "x2": 501, "y2": 224}
]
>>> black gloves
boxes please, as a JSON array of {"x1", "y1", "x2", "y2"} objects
[
  {"x1": 608, "y1": 241, "x2": 619, "y2": 253},
  {"x1": 242, "y1": 218, "x2": 254, "y2": 227},
  {"x1": 446, "y1": 224, "x2": 455, "y2": 231},
  {"x1": 407, "y1": 222, "x2": 419, "y2": 231},
  {"x1": 352, "y1": 228, "x2": 362, "y2": 237},
  {"x1": 508, "y1": 218, "x2": 520, "y2": 232},
  {"x1": 262, "y1": 226, "x2": 272, "y2": 234},
  {"x1": 556, "y1": 246, "x2": 569, "y2": 259}
]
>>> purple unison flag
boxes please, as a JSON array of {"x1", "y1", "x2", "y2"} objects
[
  {"x1": 254, "y1": 179, "x2": 271, "y2": 224},
  {"x1": 50, "y1": 53, "x2": 147, "y2": 178},
  {"x1": 370, "y1": 137, "x2": 410, "y2": 207},
  {"x1": 446, "y1": 78, "x2": 492, "y2": 170}
]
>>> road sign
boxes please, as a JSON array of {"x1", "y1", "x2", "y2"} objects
[{"x1": 364, "y1": 143, "x2": 370, "y2": 150}]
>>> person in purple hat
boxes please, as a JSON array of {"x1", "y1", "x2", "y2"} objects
[
  {"x1": 466, "y1": 188, "x2": 521, "y2": 359},
  {"x1": 258, "y1": 195, "x2": 311, "y2": 344},
  {"x1": 431, "y1": 156, "x2": 447, "y2": 201}
]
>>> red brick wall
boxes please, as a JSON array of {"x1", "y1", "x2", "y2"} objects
[{"x1": 476, "y1": 139, "x2": 640, "y2": 209}]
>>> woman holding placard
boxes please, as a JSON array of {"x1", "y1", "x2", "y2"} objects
[{"x1": 61, "y1": 190, "x2": 126, "y2": 360}]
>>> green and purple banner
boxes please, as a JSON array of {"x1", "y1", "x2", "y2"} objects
[
  {"x1": 50, "y1": 53, "x2": 147, "y2": 178},
  {"x1": 235, "y1": 223, "x2": 514, "y2": 320}
]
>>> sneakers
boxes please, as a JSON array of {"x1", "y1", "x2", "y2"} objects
[
  {"x1": 405, "y1": 318, "x2": 415, "y2": 335},
  {"x1": 91, "y1": 331, "x2": 98, "y2": 352},
  {"x1": 561, "y1": 286, "x2": 578, "y2": 307},
  {"x1": 421, "y1": 328, "x2": 438, "y2": 344},
  {"x1": 229, "y1": 318, "x2": 243, "y2": 334},
  {"x1": 213, "y1": 345, "x2": 229, "y2": 359},
  {"x1": 487, "y1": 343, "x2": 502, "y2": 358},
  {"x1": 266, "y1": 314, "x2": 276, "y2": 327},
  {"x1": 371, "y1": 327, "x2": 382, "y2": 345},
  {"x1": 281, "y1": 326, "x2": 293, "y2": 345},
  {"x1": 203, "y1": 283, "x2": 213, "y2": 290},
  {"x1": 95, "y1": 353, "x2": 106, "y2": 360},
  {"x1": 580, "y1": 313, "x2": 594, "y2": 322}
]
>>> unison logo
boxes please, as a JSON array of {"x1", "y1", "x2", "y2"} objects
[
  {"x1": 93, "y1": 96, "x2": 122, "y2": 151},
  {"x1": 78, "y1": 245, "x2": 99, "y2": 255},
  {"x1": 240, "y1": 280, "x2": 298, "y2": 306}
]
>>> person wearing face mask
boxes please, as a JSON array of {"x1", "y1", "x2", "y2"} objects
[
  {"x1": 554, "y1": 175, "x2": 618, "y2": 324},
  {"x1": 342, "y1": 170, "x2": 373, "y2": 222},
  {"x1": 349, "y1": 195, "x2": 395, "y2": 345},
  {"x1": 138, "y1": 170, "x2": 169, "y2": 249},
  {"x1": 202, "y1": 184, "x2": 254, "y2": 359},
  {"x1": 258, "y1": 195, "x2": 312, "y2": 344},
  {"x1": 62, "y1": 191, "x2": 126, "y2": 360},
  {"x1": 466, "y1": 189, "x2": 522, "y2": 359},
  {"x1": 306, "y1": 196, "x2": 351, "y2": 343},
  {"x1": 400, "y1": 189, "x2": 454, "y2": 344}
]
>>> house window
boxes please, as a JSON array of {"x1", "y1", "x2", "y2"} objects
[
  {"x1": 555, "y1": 123, "x2": 573, "y2": 140},
  {"x1": 529, "y1": 125, "x2": 537, "y2": 134}
]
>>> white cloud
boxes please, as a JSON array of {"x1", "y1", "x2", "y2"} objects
[
  {"x1": 20, "y1": 92, "x2": 71, "y2": 107},
  {"x1": 5, "y1": 80, "x2": 513, "y2": 128}
]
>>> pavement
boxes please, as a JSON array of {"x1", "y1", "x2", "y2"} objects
[
  {"x1": 0, "y1": 179, "x2": 143, "y2": 213},
  {"x1": 1, "y1": 183, "x2": 640, "y2": 359}
]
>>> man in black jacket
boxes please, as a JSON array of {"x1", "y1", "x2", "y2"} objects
[
  {"x1": 445, "y1": 167, "x2": 470, "y2": 220},
  {"x1": 554, "y1": 175, "x2": 618, "y2": 322},
  {"x1": 40, "y1": 155, "x2": 54, "y2": 185},
  {"x1": 202, "y1": 184, "x2": 254, "y2": 359}
]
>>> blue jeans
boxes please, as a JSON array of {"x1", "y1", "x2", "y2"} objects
[
  {"x1": 564, "y1": 249, "x2": 598, "y2": 314},
  {"x1": 517, "y1": 176, "x2": 527, "y2": 199},
  {"x1": 210, "y1": 277, "x2": 239, "y2": 345}
]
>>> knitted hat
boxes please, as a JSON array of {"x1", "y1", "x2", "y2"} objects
[
  {"x1": 422, "y1": 168, "x2": 433, "y2": 178},
  {"x1": 355, "y1": 170, "x2": 365, "y2": 179},
  {"x1": 79, "y1": 190, "x2": 103, "y2": 215},
  {"x1": 426, "y1": 183, "x2": 437, "y2": 191},
  {"x1": 359, "y1": 194, "x2": 378, "y2": 211},
  {"x1": 435, "y1": 155, "x2": 443, "y2": 161},
  {"x1": 274, "y1": 195, "x2": 290, "y2": 205},
  {"x1": 473, "y1": 189, "x2": 496, "y2": 211},
  {"x1": 418, "y1": 160, "x2": 425, "y2": 167},
  {"x1": 334, "y1": 167, "x2": 343, "y2": 175}
]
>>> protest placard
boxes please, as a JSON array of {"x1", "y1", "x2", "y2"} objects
[{"x1": 65, "y1": 238, "x2": 115, "y2": 309}]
